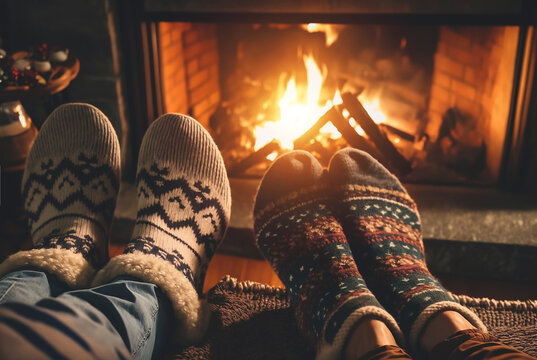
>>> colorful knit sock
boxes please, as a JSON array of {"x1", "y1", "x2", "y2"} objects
[
  {"x1": 93, "y1": 114, "x2": 231, "y2": 343},
  {"x1": 254, "y1": 150, "x2": 403, "y2": 360},
  {"x1": 328, "y1": 148, "x2": 487, "y2": 352},
  {"x1": 0, "y1": 103, "x2": 121, "y2": 288}
]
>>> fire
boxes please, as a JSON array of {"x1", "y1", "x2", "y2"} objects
[
  {"x1": 360, "y1": 97, "x2": 386, "y2": 125},
  {"x1": 302, "y1": 23, "x2": 343, "y2": 47},
  {"x1": 254, "y1": 54, "x2": 340, "y2": 150},
  {"x1": 253, "y1": 53, "x2": 388, "y2": 154}
]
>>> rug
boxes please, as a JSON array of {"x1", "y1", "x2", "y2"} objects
[{"x1": 171, "y1": 276, "x2": 537, "y2": 359}]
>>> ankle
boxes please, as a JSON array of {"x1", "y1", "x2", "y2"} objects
[
  {"x1": 419, "y1": 310, "x2": 476, "y2": 353},
  {"x1": 344, "y1": 318, "x2": 398, "y2": 360}
]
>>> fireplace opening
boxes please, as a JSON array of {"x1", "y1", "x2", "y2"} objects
[
  {"x1": 156, "y1": 22, "x2": 519, "y2": 185},
  {"x1": 108, "y1": 3, "x2": 536, "y2": 275}
]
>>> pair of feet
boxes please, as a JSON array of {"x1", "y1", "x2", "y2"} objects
[
  {"x1": 254, "y1": 149, "x2": 486, "y2": 358},
  {"x1": 0, "y1": 103, "x2": 231, "y2": 342}
]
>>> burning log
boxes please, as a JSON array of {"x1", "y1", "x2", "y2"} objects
[
  {"x1": 328, "y1": 107, "x2": 379, "y2": 157},
  {"x1": 293, "y1": 110, "x2": 331, "y2": 149},
  {"x1": 341, "y1": 92, "x2": 411, "y2": 175},
  {"x1": 227, "y1": 140, "x2": 281, "y2": 177},
  {"x1": 379, "y1": 123, "x2": 415, "y2": 142}
]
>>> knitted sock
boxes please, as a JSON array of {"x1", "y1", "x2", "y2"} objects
[
  {"x1": 0, "y1": 103, "x2": 121, "y2": 288},
  {"x1": 328, "y1": 148, "x2": 486, "y2": 352},
  {"x1": 254, "y1": 150, "x2": 403, "y2": 360},
  {"x1": 93, "y1": 114, "x2": 231, "y2": 343}
]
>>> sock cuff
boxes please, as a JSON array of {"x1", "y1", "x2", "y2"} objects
[
  {"x1": 316, "y1": 305, "x2": 405, "y2": 360},
  {"x1": 92, "y1": 253, "x2": 210, "y2": 345},
  {"x1": 0, "y1": 249, "x2": 95, "y2": 288},
  {"x1": 408, "y1": 300, "x2": 488, "y2": 353}
]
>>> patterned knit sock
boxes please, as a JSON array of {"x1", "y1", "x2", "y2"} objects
[
  {"x1": 328, "y1": 148, "x2": 487, "y2": 352},
  {"x1": 0, "y1": 103, "x2": 121, "y2": 288},
  {"x1": 93, "y1": 114, "x2": 231, "y2": 343},
  {"x1": 254, "y1": 150, "x2": 403, "y2": 360}
]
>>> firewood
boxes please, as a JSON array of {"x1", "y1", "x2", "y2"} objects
[
  {"x1": 328, "y1": 107, "x2": 378, "y2": 156},
  {"x1": 380, "y1": 123, "x2": 415, "y2": 142},
  {"x1": 293, "y1": 109, "x2": 331, "y2": 149},
  {"x1": 227, "y1": 140, "x2": 281, "y2": 177},
  {"x1": 341, "y1": 92, "x2": 411, "y2": 175}
]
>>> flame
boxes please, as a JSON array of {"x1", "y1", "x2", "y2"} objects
[
  {"x1": 266, "y1": 152, "x2": 278, "y2": 161},
  {"x1": 359, "y1": 96, "x2": 386, "y2": 125},
  {"x1": 254, "y1": 54, "x2": 340, "y2": 150},
  {"x1": 302, "y1": 23, "x2": 342, "y2": 47},
  {"x1": 253, "y1": 54, "x2": 388, "y2": 153}
]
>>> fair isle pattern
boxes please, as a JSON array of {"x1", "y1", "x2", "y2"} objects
[
  {"x1": 125, "y1": 236, "x2": 195, "y2": 286},
  {"x1": 255, "y1": 187, "x2": 401, "y2": 357},
  {"x1": 35, "y1": 230, "x2": 98, "y2": 268},
  {"x1": 22, "y1": 152, "x2": 119, "y2": 267},
  {"x1": 126, "y1": 162, "x2": 227, "y2": 292},
  {"x1": 336, "y1": 184, "x2": 485, "y2": 347}
]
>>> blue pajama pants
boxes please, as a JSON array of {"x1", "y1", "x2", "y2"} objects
[{"x1": 0, "y1": 269, "x2": 173, "y2": 360}]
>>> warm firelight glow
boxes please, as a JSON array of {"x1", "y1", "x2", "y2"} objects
[
  {"x1": 254, "y1": 54, "x2": 340, "y2": 150},
  {"x1": 302, "y1": 23, "x2": 342, "y2": 47},
  {"x1": 14, "y1": 103, "x2": 28, "y2": 128},
  {"x1": 359, "y1": 96, "x2": 386, "y2": 125},
  {"x1": 253, "y1": 54, "x2": 388, "y2": 153},
  {"x1": 266, "y1": 152, "x2": 278, "y2": 161}
]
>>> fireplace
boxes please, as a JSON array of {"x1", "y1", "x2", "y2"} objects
[
  {"x1": 0, "y1": 0, "x2": 534, "y2": 286},
  {"x1": 155, "y1": 22, "x2": 521, "y2": 186},
  {"x1": 105, "y1": 1, "x2": 537, "y2": 282},
  {"x1": 116, "y1": 1, "x2": 537, "y2": 190},
  {"x1": 1, "y1": 0, "x2": 532, "y2": 281}
]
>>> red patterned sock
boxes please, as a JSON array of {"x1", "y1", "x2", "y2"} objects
[
  {"x1": 254, "y1": 150, "x2": 402, "y2": 359},
  {"x1": 328, "y1": 148, "x2": 486, "y2": 352}
]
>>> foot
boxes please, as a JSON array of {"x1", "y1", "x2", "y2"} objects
[
  {"x1": 328, "y1": 148, "x2": 486, "y2": 353},
  {"x1": 0, "y1": 103, "x2": 121, "y2": 288},
  {"x1": 93, "y1": 114, "x2": 231, "y2": 343},
  {"x1": 254, "y1": 150, "x2": 402, "y2": 360}
]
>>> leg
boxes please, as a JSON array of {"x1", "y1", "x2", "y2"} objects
[
  {"x1": 0, "y1": 276, "x2": 171, "y2": 360},
  {"x1": 425, "y1": 311, "x2": 537, "y2": 359},
  {"x1": 93, "y1": 114, "x2": 231, "y2": 344},
  {"x1": 254, "y1": 150, "x2": 406, "y2": 360},
  {"x1": 345, "y1": 319, "x2": 411, "y2": 360},
  {"x1": 327, "y1": 148, "x2": 489, "y2": 356},
  {"x1": 0, "y1": 269, "x2": 68, "y2": 305}
]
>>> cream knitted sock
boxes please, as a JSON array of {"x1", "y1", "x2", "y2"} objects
[
  {"x1": 0, "y1": 103, "x2": 121, "y2": 288},
  {"x1": 93, "y1": 113, "x2": 231, "y2": 344}
]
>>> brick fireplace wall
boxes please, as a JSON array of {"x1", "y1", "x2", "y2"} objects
[
  {"x1": 426, "y1": 26, "x2": 519, "y2": 178},
  {"x1": 159, "y1": 22, "x2": 220, "y2": 127}
]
